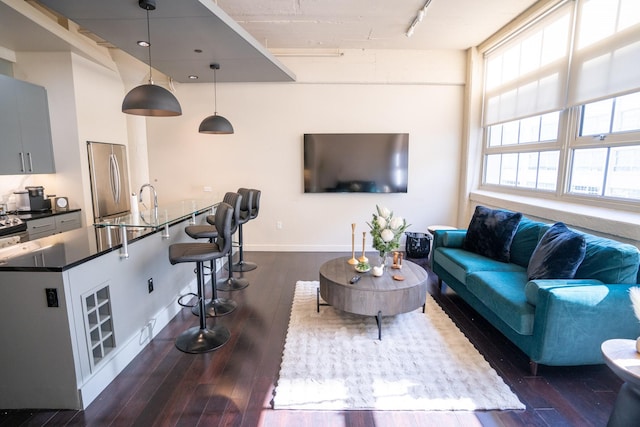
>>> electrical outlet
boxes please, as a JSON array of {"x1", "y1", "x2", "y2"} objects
[
  {"x1": 148, "y1": 278, "x2": 154, "y2": 293},
  {"x1": 203, "y1": 186, "x2": 212, "y2": 192},
  {"x1": 276, "y1": 221, "x2": 283, "y2": 230},
  {"x1": 45, "y1": 288, "x2": 59, "y2": 307}
]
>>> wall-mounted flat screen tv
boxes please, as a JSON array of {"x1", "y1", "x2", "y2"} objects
[{"x1": 304, "y1": 133, "x2": 409, "y2": 193}]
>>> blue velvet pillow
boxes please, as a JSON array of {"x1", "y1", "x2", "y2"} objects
[
  {"x1": 463, "y1": 206, "x2": 522, "y2": 263},
  {"x1": 527, "y1": 222, "x2": 586, "y2": 280}
]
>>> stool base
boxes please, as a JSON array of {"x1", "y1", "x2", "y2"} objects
[
  {"x1": 218, "y1": 277, "x2": 249, "y2": 292},
  {"x1": 228, "y1": 260, "x2": 257, "y2": 272},
  {"x1": 175, "y1": 325, "x2": 230, "y2": 354},
  {"x1": 191, "y1": 297, "x2": 237, "y2": 317}
]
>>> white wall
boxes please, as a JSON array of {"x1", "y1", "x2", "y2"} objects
[{"x1": 146, "y1": 50, "x2": 466, "y2": 251}]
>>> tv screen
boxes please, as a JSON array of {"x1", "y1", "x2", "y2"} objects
[{"x1": 304, "y1": 133, "x2": 409, "y2": 193}]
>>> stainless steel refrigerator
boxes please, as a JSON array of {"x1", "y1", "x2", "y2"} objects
[{"x1": 87, "y1": 141, "x2": 131, "y2": 221}]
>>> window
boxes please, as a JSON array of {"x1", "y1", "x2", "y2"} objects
[
  {"x1": 569, "y1": 92, "x2": 640, "y2": 199},
  {"x1": 481, "y1": 0, "x2": 640, "y2": 206}
]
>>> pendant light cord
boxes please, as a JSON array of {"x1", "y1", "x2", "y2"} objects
[
  {"x1": 213, "y1": 66, "x2": 218, "y2": 114},
  {"x1": 146, "y1": 7, "x2": 153, "y2": 84}
]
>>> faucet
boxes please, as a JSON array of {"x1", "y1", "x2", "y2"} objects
[{"x1": 139, "y1": 183, "x2": 158, "y2": 221}]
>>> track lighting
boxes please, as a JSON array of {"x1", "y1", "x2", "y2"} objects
[{"x1": 405, "y1": 0, "x2": 433, "y2": 38}]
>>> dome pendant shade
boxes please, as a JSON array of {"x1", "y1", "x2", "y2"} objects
[
  {"x1": 122, "y1": 84, "x2": 182, "y2": 116},
  {"x1": 121, "y1": 0, "x2": 182, "y2": 117},
  {"x1": 199, "y1": 63, "x2": 233, "y2": 134},
  {"x1": 199, "y1": 114, "x2": 234, "y2": 134}
]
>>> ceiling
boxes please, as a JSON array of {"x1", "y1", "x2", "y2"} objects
[{"x1": 1, "y1": 0, "x2": 538, "y2": 83}]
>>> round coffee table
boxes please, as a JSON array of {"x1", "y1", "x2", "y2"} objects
[{"x1": 318, "y1": 255, "x2": 428, "y2": 339}]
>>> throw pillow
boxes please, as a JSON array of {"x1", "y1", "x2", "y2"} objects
[
  {"x1": 462, "y1": 206, "x2": 523, "y2": 263},
  {"x1": 527, "y1": 222, "x2": 587, "y2": 280}
]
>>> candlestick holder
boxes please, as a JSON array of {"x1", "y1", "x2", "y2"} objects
[
  {"x1": 348, "y1": 223, "x2": 358, "y2": 265},
  {"x1": 358, "y1": 231, "x2": 368, "y2": 263}
]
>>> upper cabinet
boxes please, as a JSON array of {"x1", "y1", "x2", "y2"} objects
[{"x1": 0, "y1": 75, "x2": 55, "y2": 175}]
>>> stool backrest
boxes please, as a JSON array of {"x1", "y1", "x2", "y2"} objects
[
  {"x1": 237, "y1": 188, "x2": 253, "y2": 223},
  {"x1": 213, "y1": 202, "x2": 234, "y2": 255},
  {"x1": 249, "y1": 189, "x2": 260, "y2": 219},
  {"x1": 222, "y1": 192, "x2": 242, "y2": 233}
]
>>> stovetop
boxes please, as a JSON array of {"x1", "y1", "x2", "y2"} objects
[{"x1": 0, "y1": 215, "x2": 27, "y2": 237}]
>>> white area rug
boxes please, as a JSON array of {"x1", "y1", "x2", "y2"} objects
[{"x1": 272, "y1": 281, "x2": 525, "y2": 411}]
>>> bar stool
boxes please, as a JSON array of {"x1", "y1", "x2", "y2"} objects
[
  {"x1": 184, "y1": 192, "x2": 243, "y2": 316},
  {"x1": 229, "y1": 188, "x2": 260, "y2": 272},
  {"x1": 207, "y1": 194, "x2": 250, "y2": 292},
  {"x1": 169, "y1": 202, "x2": 234, "y2": 353}
]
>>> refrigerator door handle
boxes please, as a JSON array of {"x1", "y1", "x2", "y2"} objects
[{"x1": 109, "y1": 153, "x2": 121, "y2": 203}]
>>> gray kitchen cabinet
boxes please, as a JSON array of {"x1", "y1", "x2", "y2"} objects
[
  {"x1": 0, "y1": 74, "x2": 55, "y2": 175},
  {"x1": 55, "y1": 211, "x2": 82, "y2": 233},
  {"x1": 26, "y1": 216, "x2": 56, "y2": 239},
  {"x1": 26, "y1": 211, "x2": 82, "y2": 239}
]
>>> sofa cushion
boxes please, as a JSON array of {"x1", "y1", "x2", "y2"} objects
[
  {"x1": 466, "y1": 271, "x2": 535, "y2": 335},
  {"x1": 527, "y1": 222, "x2": 586, "y2": 280},
  {"x1": 463, "y1": 206, "x2": 523, "y2": 263},
  {"x1": 575, "y1": 232, "x2": 640, "y2": 284},
  {"x1": 510, "y1": 218, "x2": 544, "y2": 268},
  {"x1": 434, "y1": 247, "x2": 526, "y2": 286}
]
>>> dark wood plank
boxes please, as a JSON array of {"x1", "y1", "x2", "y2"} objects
[{"x1": 0, "y1": 252, "x2": 623, "y2": 427}]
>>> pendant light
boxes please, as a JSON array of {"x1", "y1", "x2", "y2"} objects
[
  {"x1": 198, "y1": 63, "x2": 234, "y2": 134},
  {"x1": 122, "y1": 0, "x2": 182, "y2": 117}
]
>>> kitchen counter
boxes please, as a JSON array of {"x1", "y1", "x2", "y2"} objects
[
  {"x1": 0, "y1": 199, "x2": 216, "y2": 271},
  {"x1": 13, "y1": 208, "x2": 81, "y2": 221},
  {"x1": 0, "y1": 197, "x2": 219, "y2": 410}
]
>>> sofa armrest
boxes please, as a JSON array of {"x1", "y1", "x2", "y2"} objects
[
  {"x1": 432, "y1": 230, "x2": 466, "y2": 250},
  {"x1": 530, "y1": 283, "x2": 640, "y2": 365},
  {"x1": 525, "y1": 279, "x2": 604, "y2": 306}
]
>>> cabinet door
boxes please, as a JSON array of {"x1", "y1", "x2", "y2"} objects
[
  {"x1": 0, "y1": 76, "x2": 24, "y2": 174},
  {"x1": 26, "y1": 216, "x2": 56, "y2": 239},
  {"x1": 55, "y1": 211, "x2": 82, "y2": 233},
  {"x1": 15, "y1": 80, "x2": 55, "y2": 174}
]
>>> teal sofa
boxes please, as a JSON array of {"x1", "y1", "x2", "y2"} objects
[{"x1": 432, "y1": 216, "x2": 640, "y2": 374}]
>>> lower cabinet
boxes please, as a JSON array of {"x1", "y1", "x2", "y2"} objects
[{"x1": 26, "y1": 211, "x2": 82, "y2": 239}]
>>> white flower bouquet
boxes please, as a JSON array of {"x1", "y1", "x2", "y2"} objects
[{"x1": 367, "y1": 205, "x2": 410, "y2": 257}]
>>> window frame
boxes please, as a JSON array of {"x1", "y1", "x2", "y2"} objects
[{"x1": 479, "y1": 0, "x2": 640, "y2": 212}]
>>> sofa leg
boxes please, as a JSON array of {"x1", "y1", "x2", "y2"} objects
[
  {"x1": 529, "y1": 360, "x2": 539, "y2": 376},
  {"x1": 437, "y1": 277, "x2": 442, "y2": 293}
]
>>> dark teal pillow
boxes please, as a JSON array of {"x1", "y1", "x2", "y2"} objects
[
  {"x1": 527, "y1": 222, "x2": 586, "y2": 280},
  {"x1": 463, "y1": 206, "x2": 522, "y2": 263}
]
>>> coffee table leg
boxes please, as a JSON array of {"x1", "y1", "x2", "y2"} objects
[
  {"x1": 316, "y1": 287, "x2": 330, "y2": 312},
  {"x1": 375, "y1": 311, "x2": 382, "y2": 340}
]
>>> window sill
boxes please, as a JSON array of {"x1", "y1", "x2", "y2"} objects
[{"x1": 469, "y1": 190, "x2": 640, "y2": 245}]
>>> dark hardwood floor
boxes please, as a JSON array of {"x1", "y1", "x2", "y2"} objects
[{"x1": 1, "y1": 252, "x2": 621, "y2": 426}]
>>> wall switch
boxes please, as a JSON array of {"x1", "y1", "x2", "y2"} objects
[
  {"x1": 148, "y1": 278, "x2": 154, "y2": 293},
  {"x1": 276, "y1": 221, "x2": 283, "y2": 229},
  {"x1": 45, "y1": 288, "x2": 59, "y2": 307}
]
